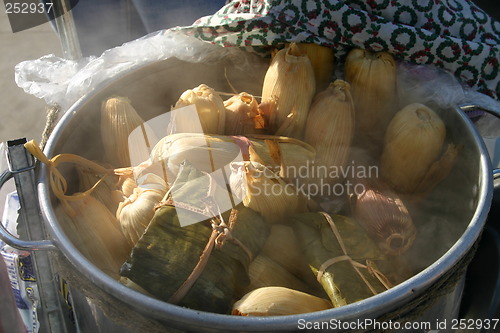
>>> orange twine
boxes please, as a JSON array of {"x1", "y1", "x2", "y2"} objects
[{"x1": 24, "y1": 140, "x2": 114, "y2": 214}]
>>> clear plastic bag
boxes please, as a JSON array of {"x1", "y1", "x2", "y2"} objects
[
  {"x1": 14, "y1": 30, "x2": 266, "y2": 111},
  {"x1": 397, "y1": 61, "x2": 499, "y2": 113}
]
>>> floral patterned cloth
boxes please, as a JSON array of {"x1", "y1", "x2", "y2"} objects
[{"x1": 177, "y1": 0, "x2": 499, "y2": 100}]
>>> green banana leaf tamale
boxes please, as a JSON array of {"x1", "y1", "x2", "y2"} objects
[
  {"x1": 292, "y1": 212, "x2": 393, "y2": 307},
  {"x1": 120, "y1": 161, "x2": 269, "y2": 314}
]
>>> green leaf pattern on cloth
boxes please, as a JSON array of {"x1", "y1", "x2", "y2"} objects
[{"x1": 177, "y1": 0, "x2": 499, "y2": 100}]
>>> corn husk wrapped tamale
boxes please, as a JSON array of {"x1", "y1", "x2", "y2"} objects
[
  {"x1": 243, "y1": 254, "x2": 313, "y2": 295},
  {"x1": 261, "y1": 43, "x2": 315, "y2": 138},
  {"x1": 380, "y1": 103, "x2": 447, "y2": 194},
  {"x1": 55, "y1": 196, "x2": 131, "y2": 279},
  {"x1": 304, "y1": 80, "x2": 355, "y2": 188},
  {"x1": 116, "y1": 173, "x2": 168, "y2": 244},
  {"x1": 101, "y1": 96, "x2": 148, "y2": 167},
  {"x1": 293, "y1": 212, "x2": 393, "y2": 306},
  {"x1": 120, "y1": 162, "x2": 269, "y2": 313},
  {"x1": 344, "y1": 48, "x2": 397, "y2": 150},
  {"x1": 76, "y1": 163, "x2": 121, "y2": 213},
  {"x1": 232, "y1": 286, "x2": 331, "y2": 316},
  {"x1": 296, "y1": 43, "x2": 335, "y2": 92},
  {"x1": 170, "y1": 84, "x2": 226, "y2": 135},
  {"x1": 351, "y1": 179, "x2": 416, "y2": 256},
  {"x1": 120, "y1": 176, "x2": 137, "y2": 197},
  {"x1": 247, "y1": 134, "x2": 316, "y2": 184},
  {"x1": 224, "y1": 92, "x2": 266, "y2": 135},
  {"x1": 260, "y1": 224, "x2": 315, "y2": 284},
  {"x1": 24, "y1": 140, "x2": 132, "y2": 279},
  {"x1": 229, "y1": 161, "x2": 307, "y2": 224},
  {"x1": 135, "y1": 133, "x2": 315, "y2": 186},
  {"x1": 149, "y1": 133, "x2": 242, "y2": 179},
  {"x1": 413, "y1": 143, "x2": 461, "y2": 195}
]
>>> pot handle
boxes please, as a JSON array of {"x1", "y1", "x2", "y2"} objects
[
  {"x1": 460, "y1": 103, "x2": 500, "y2": 122},
  {"x1": 459, "y1": 103, "x2": 500, "y2": 179},
  {"x1": 0, "y1": 170, "x2": 56, "y2": 251}
]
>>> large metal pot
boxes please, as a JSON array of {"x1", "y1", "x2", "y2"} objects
[{"x1": 2, "y1": 57, "x2": 500, "y2": 332}]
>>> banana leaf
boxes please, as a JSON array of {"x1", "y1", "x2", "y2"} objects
[
  {"x1": 120, "y1": 161, "x2": 269, "y2": 314},
  {"x1": 292, "y1": 212, "x2": 392, "y2": 307}
]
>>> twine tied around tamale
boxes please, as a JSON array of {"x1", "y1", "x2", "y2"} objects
[
  {"x1": 24, "y1": 140, "x2": 114, "y2": 215},
  {"x1": 317, "y1": 212, "x2": 393, "y2": 295},
  {"x1": 155, "y1": 172, "x2": 252, "y2": 305}
]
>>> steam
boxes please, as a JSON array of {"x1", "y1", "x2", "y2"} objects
[{"x1": 51, "y1": 35, "x2": 479, "y2": 296}]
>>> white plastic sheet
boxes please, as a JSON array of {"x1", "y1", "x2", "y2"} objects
[{"x1": 15, "y1": 30, "x2": 256, "y2": 111}]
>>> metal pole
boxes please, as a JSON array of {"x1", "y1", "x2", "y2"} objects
[{"x1": 52, "y1": 0, "x2": 82, "y2": 59}]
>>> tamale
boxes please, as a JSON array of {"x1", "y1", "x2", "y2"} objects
[
  {"x1": 120, "y1": 175, "x2": 137, "y2": 198},
  {"x1": 101, "y1": 96, "x2": 147, "y2": 167},
  {"x1": 293, "y1": 212, "x2": 393, "y2": 307},
  {"x1": 351, "y1": 179, "x2": 416, "y2": 256},
  {"x1": 344, "y1": 48, "x2": 397, "y2": 134},
  {"x1": 224, "y1": 92, "x2": 266, "y2": 135},
  {"x1": 261, "y1": 43, "x2": 316, "y2": 139},
  {"x1": 24, "y1": 140, "x2": 131, "y2": 279},
  {"x1": 295, "y1": 43, "x2": 335, "y2": 92},
  {"x1": 304, "y1": 80, "x2": 355, "y2": 188},
  {"x1": 229, "y1": 161, "x2": 307, "y2": 224},
  {"x1": 380, "y1": 103, "x2": 446, "y2": 194},
  {"x1": 247, "y1": 134, "x2": 316, "y2": 185},
  {"x1": 232, "y1": 286, "x2": 331, "y2": 316},
  {"x1": 243, "y1": 254, "x2": 312, "y2": 295},
  {"x1": 260, "y1": 224, "x2": 314, "y2": 283},
  {"x1": 137, "y1": 133, "x2": 315, "y2": 187},
  {"x1": 170, "y1": 84, "x2": 226, "y2": 135},
  {"x1": 76, "y1": 163, "x2": 121, "y2": 213},
  {"x1": 413, "y1": 143, "x2": 461, "y2": 196},
  {"x1": 116, "y1": 173, "x2": 168, "y2": 244},
  {"x1": 146, "y1": 133, "x2": 243, "y2": 182},
  {"x1": 120, "y1": 162, "x2": 269, "y2": 314},
  {"x1": 55, "y1": 195, "x2": 131, "y2": 280}
]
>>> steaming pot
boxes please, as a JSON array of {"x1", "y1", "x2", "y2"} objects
[{"x1": 2, "y1": 57, "x2": 500, "y2": 332}]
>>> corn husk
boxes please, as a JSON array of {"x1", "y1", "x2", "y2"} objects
[
  {"x1": 261, "y1": 43, "x2": 315, "y2": 138},
  {"x1": 260, "y1": 224, "x2": 316, "y2": 285},
  {"x1": 224, "y1": 92, "x2": 266, "y2": 135},
  {"x1": 138, "y1": 133, "x2": 315, "y2": 187},
  {"x1": 120, "y1": 176, "x2": 137, "y2": 197},
  {"x1": 304, "y1": 80, "x2": 355, "y2": 187},
  {"x1": 344, "y1": 48, "x2": 397, "y2": 146},
  {"x1": 116, "y1": 173, "x2": 168, "y2": 244},
  {"x1": 232, "y1": 286, "x2": 331, "y2": 316},
  {"x1": 247, "y1": 134, "x2": 316, "y2": 185},
  {"x1": 229, "y1": 161, "x2": 307, "y2": 224},
  {"x1": 55, "y1": 195, "x2": 131, "y2": 279},
  {"x1": 170, "y1": 84, "x2": 226, "y2": 135},
  {"x1": 101, "y1": 96, "x2": 147, "y2": 168},
  {"x1": 413, "y1": 143, "x2": 461, "y2": 195},
  {"x1": 244, "y1": 255, "x2": 312, "y2": 295},
  {"x1": 24, "y1": 140, "x2": 132, "y2": 279},
  {"x1": 380, "y1": 103, "x2": 446, "y2": 194},
  {"x1": 296, "y1": 43, "x2": 335, "y2": 92},
  {"x1": 351, "y1": 179, "x2": 416, "y2": 256},
  {"x1": 76, "y1": 163, "x2": 121, "y2": 213},
  {"x1": 146, "y1": 133, "x2": 243, "y2": 182}
]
